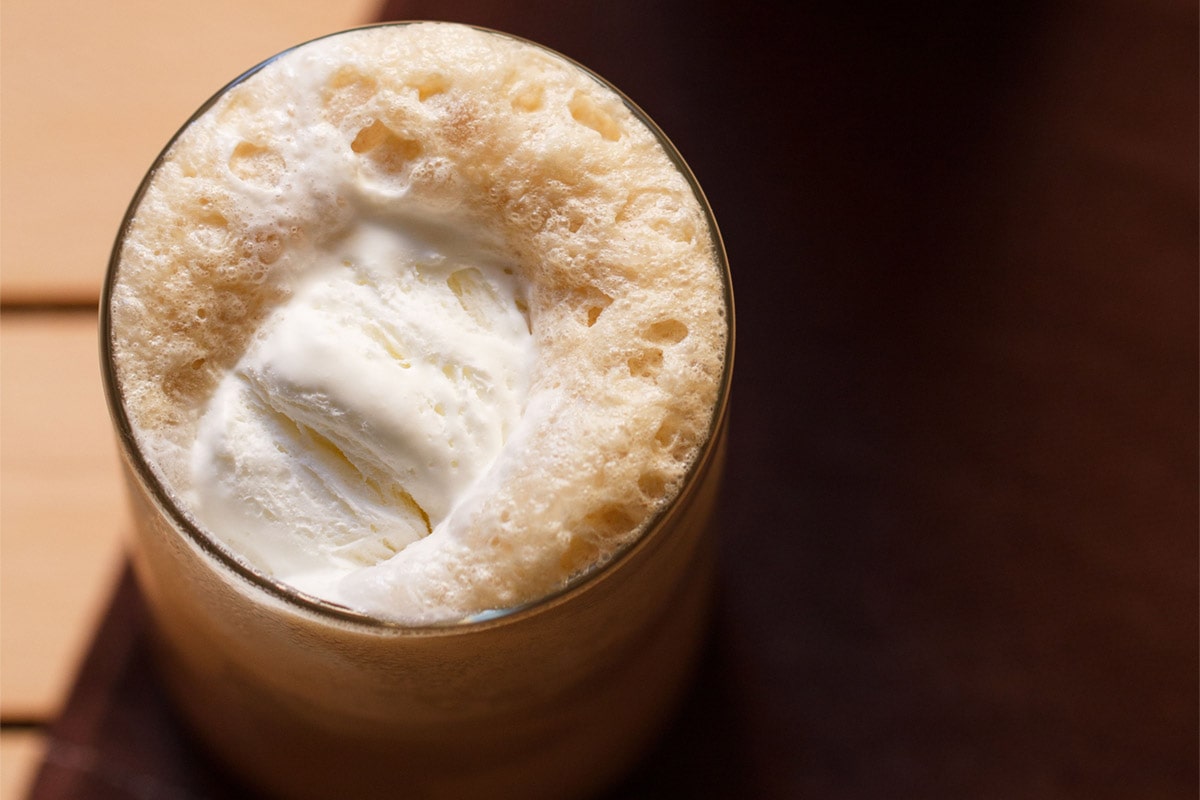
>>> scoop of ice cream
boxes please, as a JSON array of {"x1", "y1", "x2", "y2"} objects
[{"x1": 189, "y1": 212, "x2": 533, "y2": 598}]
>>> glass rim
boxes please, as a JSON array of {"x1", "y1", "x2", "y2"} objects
[{"x1": 99, "y1": 21, "x2": 736, "y2": 636}]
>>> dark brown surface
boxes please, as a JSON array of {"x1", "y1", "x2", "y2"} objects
[{"x1": 32, "y1": 1, "x2": 1197, "y2": 797}]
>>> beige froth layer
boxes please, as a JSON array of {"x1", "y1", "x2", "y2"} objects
[{"x1": 109, "y1": 23, "x2": 727, "y2": 621}]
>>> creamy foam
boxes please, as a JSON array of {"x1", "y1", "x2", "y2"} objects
[{"x1": 109, "y1": 23, "x2": 727, "y2": 623}]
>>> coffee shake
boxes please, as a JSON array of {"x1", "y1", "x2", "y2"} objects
[{"x1": 104, "y1": 22, "x2": 732, "y2": 798}]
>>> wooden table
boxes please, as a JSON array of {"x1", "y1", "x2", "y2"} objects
[
  {"x1": 4, "y1": 2, "x2": 1196, "y2": 798},
  {"x1": 0, "y1": 3, "x2": 378, "y2": 796}
]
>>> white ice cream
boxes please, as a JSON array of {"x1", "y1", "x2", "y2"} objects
[{"x1": 189, "y1": 213, "x2": 533, "y2": 601}]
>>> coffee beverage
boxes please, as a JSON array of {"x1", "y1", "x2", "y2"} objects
[{"x1": 103, "y1": 22, "x2": 732, "y2": 798}]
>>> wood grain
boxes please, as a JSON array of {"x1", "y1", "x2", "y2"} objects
[
  {"x1": 1, "y1": 313, "x2": 128, "y2": 720},
  {"x1": 0, "y1": 730, "x2": 46, "y2": 800}
]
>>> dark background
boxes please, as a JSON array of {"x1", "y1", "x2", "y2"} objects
[{"x1": 33, "y1": 1, "x2": 1197, "y2": 798}]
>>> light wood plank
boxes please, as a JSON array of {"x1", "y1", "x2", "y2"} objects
[
  {"x1": 1, "y1": 313, "x2": 128, "y2": 720},
  {"x1": 0, "y1": 0, "x2": 380, "y2": 302},
  {"x1": 0, "y1": 730, "x2": 46, "y2": 800}
]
